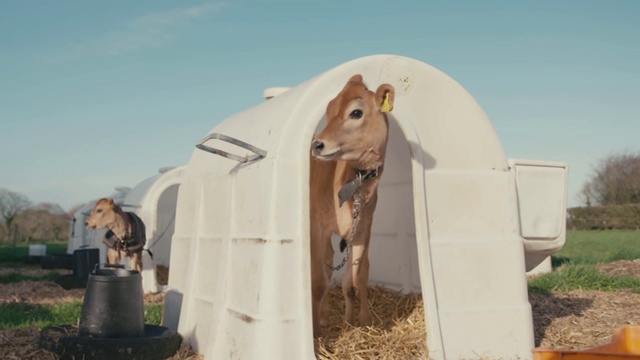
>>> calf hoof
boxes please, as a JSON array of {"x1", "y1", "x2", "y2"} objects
[
  {"x1": 342, "y1": 314, "x2": 356, "y2": 329},
  {"x1": 320, "y1": 316, "x2": 330, "y2": 327},
  {"x1": 359, "y1": 312, "x2": 373, "y2": 327}
]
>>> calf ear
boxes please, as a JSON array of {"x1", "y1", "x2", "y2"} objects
[
  {"x1": 348, "y1": 74, "x2": 363, "y2": 83},
  {"x1": 375, "y1": 84, "x2": 395, "y2": 113},
  {"x1": 107, "y1": 198, "x2": 115, "y2": 209}
]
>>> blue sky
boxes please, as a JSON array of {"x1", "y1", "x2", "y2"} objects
[{"x1": 1, "y1": 0, "x2": 638, "y2": 211}]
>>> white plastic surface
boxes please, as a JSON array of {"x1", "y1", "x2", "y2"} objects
[
  {"x1": 509, "y1": 159, "x2": 568, "y2": 271},
  {"x1": 121, "y1": 166, "x2": 184, "y2": 267},
  {"x1": 28, "y1": 244, "x2": 46, "y2": 256},
  {"x1": 527, "y1": 256, "x2": 553, "y2": 277},
  {"x1": 120, "y1": 166, "x2": 185, "y2": 293},
  {"x1": 165, "y1": 55, "x2": 568, "y2": 360},
  {"x1": 263, "y1": 87, "x2": 291, "y2": 100}
]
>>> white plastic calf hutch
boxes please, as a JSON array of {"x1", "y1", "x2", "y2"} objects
[
  {"x1": 67, "y1": 187, "x2": 130, "y2": 261},
  {"x1": 121, "y1": 166, "x2": 185, "y2": 293},
  {"x1": 164, "y1": 55, "x2": 568, "y2": 360}
]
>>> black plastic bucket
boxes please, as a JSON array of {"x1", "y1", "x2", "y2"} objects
[
  {"x1": 73, "y1": 248, "x2": 100, "y2": 279},
  {"x1": 79, "y1": 264, "x2": 145, "y2": 338}
]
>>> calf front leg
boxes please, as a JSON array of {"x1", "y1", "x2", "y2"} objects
[
  {"x1": 342, "y1": 243, "x2": 372, "y2": 327},
  {"x1": 354, "y1": 199, "x2": 376, "y2": 327},
  {"x1": 356, "y1": 249, "x2": 372, "y2": 326},
  {"x1": 320, "y1": 239, "x2": 334, "y2": 326},
  {"x1": 310, "y1": 227, "x2": 330, "y2": 337},
  {"x1": 130, "y1": 252, "x2": 143, "y2": 272},
  {"x1": 106, "y1": 247, "x2": 119, "y2": 265}
]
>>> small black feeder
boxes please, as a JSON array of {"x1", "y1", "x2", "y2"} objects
[
  {"x1": 40, "y1": 264, "x2": 181, "y2": 360},
  {"x1": 54, "y1": 248, "x2": 100, "y2": 289},
  {"x1": 41, "y1": 253, "x2": 73, "y2": 270}
]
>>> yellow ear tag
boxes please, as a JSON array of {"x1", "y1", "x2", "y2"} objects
[{"x1": 380, "y1": 93, "x2": 392, "y2": 113}]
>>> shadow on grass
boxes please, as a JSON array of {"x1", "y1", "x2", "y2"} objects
[
  {"x1": 551, "y1": 256, "x2": 571, "y2": 269},
  {"x1": 529, "y1": 292, "x2": 593, "y2": 347}
]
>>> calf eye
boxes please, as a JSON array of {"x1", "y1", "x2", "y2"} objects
[
  {"x1": 349, "y1": 109, "x2": 363, "y2": 119},
  {"x1": 97, "y1": 209, "x2": 102, "y2": 213}
]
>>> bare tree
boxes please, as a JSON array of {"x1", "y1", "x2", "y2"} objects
[
  {"x1": 580, "y1": 151, "x2": 640, "y2": 206},
  {"x1": 578, "y1": 181, "x2": 595, "y2": 207},
  {"x1": 15, "y1": 203, "x2": 71, "y2": 242},
  {"x1": 0, "y1": 188, "x2": 31, "y2": 243}
]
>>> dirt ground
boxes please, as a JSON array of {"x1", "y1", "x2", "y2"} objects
[{"x1": 1, "y1": 261, "x2": 640, "y2": 359}]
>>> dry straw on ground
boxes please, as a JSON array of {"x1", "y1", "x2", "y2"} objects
[
  {"x1": 597, "y1": 259, "x2": 640, "y2": 277},
  {"x1": 157, "y1": 265, "x2": 169, "y2": 286},
  {"x1": 0, "y1": 281, "x2": 85, "y2": 305},
  {"x1": 316, "y1": 285, "x2": 427, "y2": 360},
  {"x1": 0, "y1": 328, "x2": 59, "y2": 360},
  {"x1": 531, "y1": 289, "x2": 640, "y2": 350},
  {"x1": 0, "y1": 264, "x2": 72, "y2": 277}
]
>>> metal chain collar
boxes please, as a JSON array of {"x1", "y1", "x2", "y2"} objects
[{"x1": 325, "y1": 189, "x2": 361, "y2": 271}]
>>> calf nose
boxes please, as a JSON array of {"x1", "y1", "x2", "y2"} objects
[
  {"x1": 311, "y1": 140, "x2": 324, "y2": 155},
  {"x1": 84, "y1": 221, "x2": 88, "y2": 226}
]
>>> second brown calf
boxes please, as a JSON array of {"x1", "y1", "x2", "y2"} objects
[{"x1": 85, "y1": 198, "x2": 147, "y2": 272}]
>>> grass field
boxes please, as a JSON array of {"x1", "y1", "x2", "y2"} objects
[
  {"x1": 0, "y1": 301, "x2": 163, "y2": 329},
  {"x1": 0, "y1": 242, "x2": 67, "y2": 263},
  {"x1": 529, "y1": 230, "x2": 640, "y2": 294},
  {"x1": 553, "y1": 230, "x2": 640, "y2": 265},
  {"x1": 0, "y1": 272, "x2": 61, "y2": 283},
  {"x1": 0, "y1": 242, "x2": 162, "y2": 330}
]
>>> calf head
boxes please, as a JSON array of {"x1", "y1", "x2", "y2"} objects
[
  {"x1": 311, "y1": 74, "x2": 395, "y2": 163},
  {"x1": 85, "y1": 198, "x2": 117, "y2": 230}
]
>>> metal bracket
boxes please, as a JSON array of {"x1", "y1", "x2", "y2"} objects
[{"x1": 195, "y1": 133, "x2": 267, "y2": 163}]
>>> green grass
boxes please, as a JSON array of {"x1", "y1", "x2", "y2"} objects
[
  {"x1": 0, "y1": 242, "x2": 68, "y2": 263},
  {"x1": 0, "y1": 302, "x2": 163, "y2": 329},
  {"x1": 528, "y1": 230, "x2": 640, "y2": 294},
  {"x1": 0, "y1": 271, "x2": 63, "y2": 284},
  {"x1": 144, "y1": 303, "x2": 163, "y2": 325},
  {"x1": 0, "y1": 241, "x2": 164, "y2": 330},
  {"x1": 529, "y1": 264, "x2": 640, "y2": 294},
  {"x1": 0, "y1": 302, "x2": 82, "y2": 329},
  {"x1": 552, "y1": 230, "x2": 640, "y2": 266}
]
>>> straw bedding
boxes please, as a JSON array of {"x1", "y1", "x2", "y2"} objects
[
  {"x1": 1, "y1": 260, "x2": 639, "y2": 359},
  {"x1": 0, "y1": 264, "x2": 71, "y2": 277},
  {"x1": 157, "y1": 264, "x2": 169, "y2": 285},
  {"x1": 531, "y1": 289, "x2": 640, "y2": 350},
  {"x1": 596, "y1": 259, "x2": 640, "y2": 277},
  {"x1": 316, "y1": 285, "x2": 427, "y2": 360}
]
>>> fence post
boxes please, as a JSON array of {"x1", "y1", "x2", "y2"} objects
[{"x1": 12, "y1": 225, "x2": 18, "y2": 252}]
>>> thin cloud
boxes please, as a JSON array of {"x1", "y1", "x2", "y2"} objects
[
  {"x1": 133, "y1": 2, "x2": 224, "y2": 27},
  {"x1": 43, "y1": 1, "x2": 227, "y2": 61}
]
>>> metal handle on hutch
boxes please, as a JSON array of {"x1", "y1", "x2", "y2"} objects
[{"x1": 195, "y1": 133, "x2": 267, "y2": 163}]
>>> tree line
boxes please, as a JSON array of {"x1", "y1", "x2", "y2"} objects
[
  {"x1": 569, "y1": 151, "x2": 640, "y2": 230},
  {"x1": 579, "y1": 151, "x2": 640, "y2": 206},
  {"x1": 0, "y1": 188, "x2": 77, "y2": 244},
  {"x1": 3, "y1": 152, "x2": 638, "y2": 237}
]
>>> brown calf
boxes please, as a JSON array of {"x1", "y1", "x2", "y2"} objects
[
  {"x1": 85, "y1": 198, "x2": 146, "y2": 272},
  {"x1": 310, "y1": 74, "x2": 394, "y2": 337}
]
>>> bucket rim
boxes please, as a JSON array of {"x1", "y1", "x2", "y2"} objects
[{"x1": 91, "y1": 263, "x2": 140, "y2": 278}]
